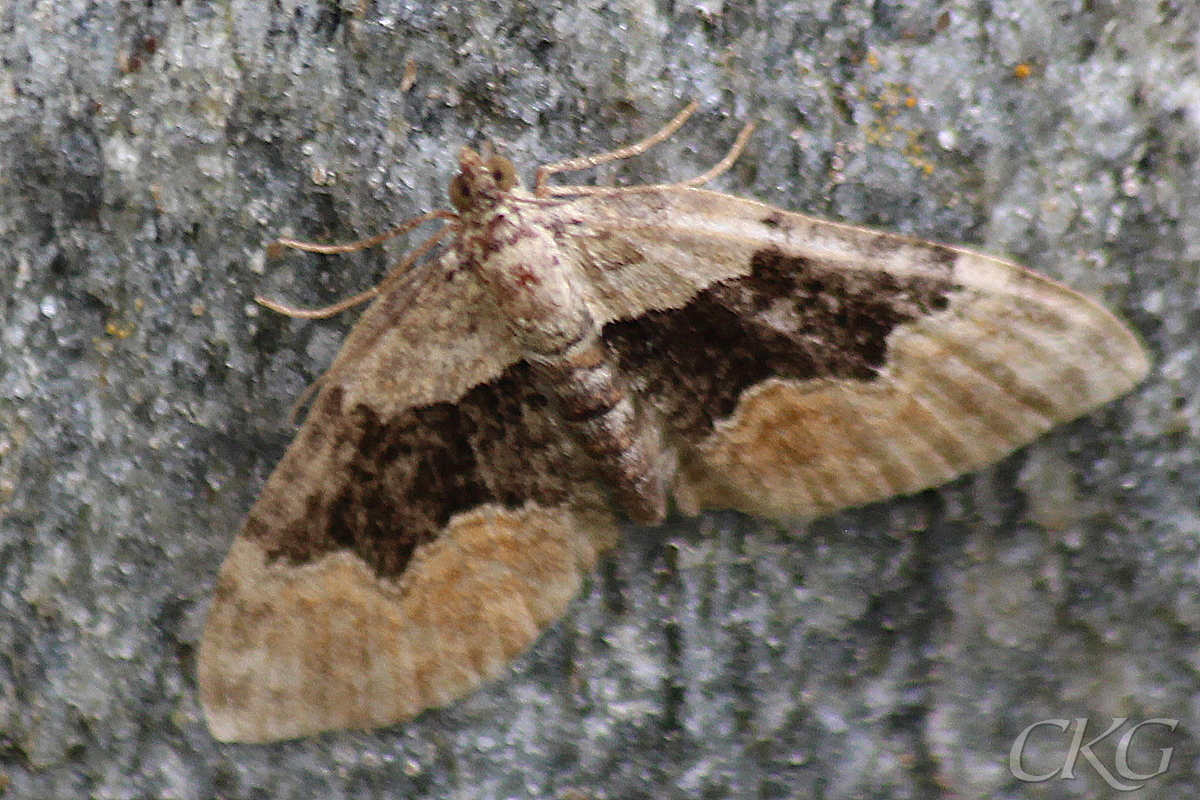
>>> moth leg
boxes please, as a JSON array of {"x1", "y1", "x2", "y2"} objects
[
  {"x1": 256, "y1": 284, "x2": 383, "y2": 320},
  {"x1": 262, "y1": 222, "x2": 457, "y2": 424},
  {"x1": 534, "y1": 100, "x2": 699, "y2": 195},
  {"x1": 256, "y1": 217, "x2": 457, "y2": 320},
  {"x1": 267, "y1": 209, "x2": 457, "y2": 257}
]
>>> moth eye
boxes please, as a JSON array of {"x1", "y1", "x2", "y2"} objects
[
  {"x1": 487, "y1": 156, "x2": 517, "y2": 190},
  {"x1": 448, "y1": 174, "x2": 470, "y2": 212}
]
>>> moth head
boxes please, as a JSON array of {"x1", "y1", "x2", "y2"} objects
[{"x1": 450, "y1": 145, "x2": 518, "y2": 214}]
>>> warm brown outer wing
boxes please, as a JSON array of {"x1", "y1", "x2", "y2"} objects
[
  {"x1": 200, "y1": 502, "x2": 616, "y2": 743},
  {"x1": 199, "y1": 252, "x2": 617, "y2": 743},
  {"x1": 575, "y1": 187, "x2": 1150, "y2": 519}
]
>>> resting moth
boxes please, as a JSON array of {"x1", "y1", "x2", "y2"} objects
[{"x1": 199, "y1": 104, "x2": 1149, "y2": 743}]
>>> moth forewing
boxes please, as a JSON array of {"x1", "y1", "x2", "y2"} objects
[
  {"x1": 574, "y1": 191, "x2": 1147, "y2": 518},
  {"x1": 201, "y1": 116, "x2": 1149, "y2": 743},
  {"x1": 669, "y1": 246, "x2": 1146, "y2": 519}
]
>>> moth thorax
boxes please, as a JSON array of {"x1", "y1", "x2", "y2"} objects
[{"x1": 476, "y1": 225, "x2": 597, "y2": 357}]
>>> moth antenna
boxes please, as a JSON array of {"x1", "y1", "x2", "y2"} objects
[
  {"x1": 257, "y1": 218, "x2": 459, "y2": 320},
  {"x1": 508, "y1": 194, "x2": 570, "y2": 207},
  {"x1": 674, "y1": 119, "x2": 756, "y2": 187},
  {"x1": 540, "y1": 114, "x2": 757, "y2": 198},
  {"x1": 534, "y1": 100, "x2": 700, "y2": 195}
]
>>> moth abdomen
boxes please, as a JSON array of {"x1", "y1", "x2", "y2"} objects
[{"x1": 531, "y1": 336, "x2": 668, "y2": 525}]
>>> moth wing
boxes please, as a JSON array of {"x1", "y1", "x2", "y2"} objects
[
  {"x1": 200, "y1": 255, "x2": 616, "y2": 743},
  {"x1": 200, "y1": 501, "x2": 615, "y2": 743},
  {"x1": 317, "y1": 246, "x2": 523, "y2": 414},
  {"x1": 676, "y1": 258, "x2": 1148, "y2": 519},
  {"x1": 575, "y1": 188, "x2": 1149, "y2": 519}
]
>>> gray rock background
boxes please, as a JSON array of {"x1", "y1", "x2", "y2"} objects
[{"x1": 1, "y1": 0, "x2": 1197, "y2": 798}]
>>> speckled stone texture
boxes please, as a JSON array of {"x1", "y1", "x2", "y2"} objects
[{"x1": 1, "y1": 1, "x2": 1197, "y2": 798}]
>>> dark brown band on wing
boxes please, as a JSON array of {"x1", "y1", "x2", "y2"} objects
[
  {"x1": 245, "y1": 363, "x2": 596, "y2": 578},
  {"x1": 603, "y1": 246, "x2": 958, "y2": 438}
]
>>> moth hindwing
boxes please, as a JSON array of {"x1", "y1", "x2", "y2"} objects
[{"x1": 199, "y1": 110, "x2": 1149, "y2": 743}]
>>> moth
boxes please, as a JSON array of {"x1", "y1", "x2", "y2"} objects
[{"x1": 199, "y1": 103, "x2": 1149, "y2": 742}]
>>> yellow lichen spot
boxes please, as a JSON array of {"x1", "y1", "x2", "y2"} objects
[
  {"x1": 905, "y1": 96, "x2": 917, "y2": 108},
  {"x1": 133, "y1": 297, "x2": 144, "y2": 312},
  {"x1": 867, "y1": 51, "x2": 880, "y2": 69},
  {"x1": 865, "y1": 121, "x2": 895, "y2": 147},
  {"x1": 105, "y1": 320, "x2": 134, "y2": 339},
  {"x1": 1014, "y1": 62, "x2": 1033, "y2": 80}
]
